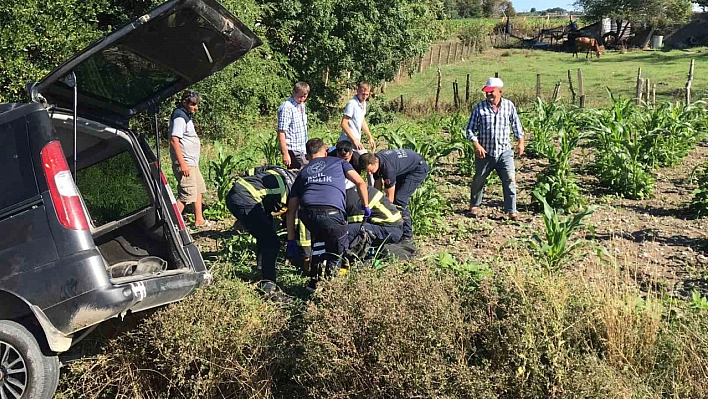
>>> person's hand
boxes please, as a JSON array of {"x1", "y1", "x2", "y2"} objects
[
  {"x1": 286, "y1": 239, "x2": 298, "y2": 258},
  {"x1": 362, "y1": 206, "x2": 372, "y2": 222},
  {"x1": 517, "y1": 141, "x2": 525, "y2": 157},
  {"x1": 353, "y1": 140, "x2": 364, "y2": 150},
  {"x1": 282, "y1": 152, "x2": 291, "y2": 168},
  {"x1": 369, "y1": 138, "x2": 377, "y2": 151},
  {"x1": 179, "y1": 163, "x2": 190, "y2": 177},
  {"x1": 473, "y1": 142, "x2": 487, "y2": 159}
]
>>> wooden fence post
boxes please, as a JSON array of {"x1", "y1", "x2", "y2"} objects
[
  {"x1": 536, "y1": 74, "x2": 542, "y2": 100},
  {"x1": 567, "y1": 69, "x2": 576, "y2": 104},
  {"x1": 635, "y1": 67, "x2": 643, "y2": 105},
  {"x1": 453, "y1": 80, "x2": 458, "y2": 109},
  {"x1": 427, "y1": 47, "x2": 434, "y2": 70},
  {"x1": 644, "y1": 78, "x2": 651, "y2": 105},
  {"x1": 435, "y1": 67, "x2": 442, "y2": 112},
  {"x1": 437, "y1": 45, "x2": 443, "y2": 65},
  {"x1": 446, "y1": 44, "x2": 453, "y2": 64},
  {"x1": 466, "y1": 73, "x2": 471, "y2": 104},
  {"x1": 652, "y1": 83, "x2": 657, "y2": 107},
  {"x1": 453, "y1": 43, "x2": 458, "y2": 63},
  {"x1": 400, "y1": 95, "x2": 404, "y2": 112},
  {"x1": 577, "y1": 68, "x2": 585, "y2": 108},
  {"x1": 417, "y1": 56, "x2": 423, "y2": 74},
  {"x1": 552, "y1": 80, "x2": 561, "y2": 102},
  {"x1": 495, "y1": 72, "x2": 499, "y2": 78},
  {"x1": 686, "y1": 59, "x2": 695, "y2": 103}
]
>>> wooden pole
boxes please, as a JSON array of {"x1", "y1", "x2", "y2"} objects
[
  {"x1": 437, "y1": 45, "x2": 443, "y2": 65},
  {"x1": 644, "y1": 78, "x2": 651, "y2": 105},
  {"x1": 536, "y1": 73, "x2": 542, "y2": 100},
  {"x1": 635, "y1": 67, "x2": 643, "y2": 105},
  {"x1": 400, "y1": 95, "x2": 404, "y2": 112},
  {"x1": 324, "y1": 67, "x2": 330, "y2": 87},
  {"x1": 435, "y1": 67, "x2": 442, "y2": 112},
  {"x1": 552, "y1": 80, "x2": 561, "y2": 102},
  {"x1": 453, "y1": 80, "x2": 458, "y2": 109},
  {"x1": 466, "y1": 73, "x2": 471, "y2": 103},
  {"x1": 686, "y1": 58, "x2": 695, "y2": 103},
  {"x1": 417, "y1": 56, "x2": 423, "y2": 74},
  {"x1": 567, "y1": 69, "x2": 576, "y2": 104},
  {"x1": 381, "y1": 81, "x2": 387, "y2": 94},
  {"x1": 427, "y1": 47, "x2": 434, "y2": 70},
  {"x1": 577, "y1": 68, "x2": 586, "y2": 108},
  {"x1": 495, "y1": 72, "x2": 499, "y2": 78},
  {"x1": 446, "y1": 43, "x2": 453, "y2": 64},
  {"x1": 453, "y1": 43, "x2": 459, "y2": 63},
  {"x1": 652, "y1": 83, "x2": 657, "y2": 107}
]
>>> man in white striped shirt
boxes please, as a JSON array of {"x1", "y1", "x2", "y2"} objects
[{"x1": 466, "y1": 77, "x2": 525, "y2": 221}]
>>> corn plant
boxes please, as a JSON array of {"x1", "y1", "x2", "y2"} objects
[
  {"x1": 446, "y1": 112, "x2": 477, "y2": 176},
  {"x1": 381, "y1": 125, "x2": 458, "y2": 174},
  {"x1": 521, "y1": 98, "x2": 564, "y2": 159},
  {"x1": 206, "y1": 142, "x2": 249, "y2": 220},
  {"x1": 636, "y1": 101, "x2": 707, "y2": 168},
  {"x1": 258, "y1": 133, "x2": 282, "y2": 166},
  {"x1": 408, "y1": 179, "x2": 445, "y2": 235},
  {"x1": 531, "y1": 107, "x2": 585, "y2": 212},
  {"x1": 588, "y1": 100, "x2": 655, "y2": 199},
  {"x1": 525, "y1": 191, "x2": 596, "y2": 271},
  {"x1": 690, "y1": 162, "x2": 708, "y2": 217}
]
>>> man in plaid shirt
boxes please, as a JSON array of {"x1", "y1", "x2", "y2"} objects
[
  {"x1": 466, "y1": 77, "x2": 525, "y2": 220},
  {"x1": 278, "y1": 82, "x2": 310, "y2": 169}
]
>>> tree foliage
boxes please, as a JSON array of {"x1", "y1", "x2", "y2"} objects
[{"x1": 574, "y1": 0, "x2": 693, "y2": 32}]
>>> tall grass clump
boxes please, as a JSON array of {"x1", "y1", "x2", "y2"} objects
[
  {"x1": 294, "y1": 266, "x2": 494, "y2": 399},
  {"x1": 56, "y1": 280, "x2": 291, "y2": 399}
]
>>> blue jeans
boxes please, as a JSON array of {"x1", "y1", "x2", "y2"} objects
[{"x1": 470, "y1": 149, "x2": 517, "y2": 214}]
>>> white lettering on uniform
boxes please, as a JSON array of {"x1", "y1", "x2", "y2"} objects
[{"x1": 307, "y1": 173, "x2": 333, "y2": 184}]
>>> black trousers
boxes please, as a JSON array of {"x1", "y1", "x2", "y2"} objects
[
  {"x1": 226, "y1": 199, "x2": 279, "y2": 282},
  {"x1": 347, "y1": 223, "x2": 403, "y2": 246},
  {"x1": 394, "y1": 161, "x2": 429, "y2": 239},
  {"x1": 300, "y1": 206, "x2": 348, "y2": 278}
]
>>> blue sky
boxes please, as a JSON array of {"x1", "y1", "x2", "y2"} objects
[{"x1": 513, "y1": 0, "x2": 578, "y2": 12}]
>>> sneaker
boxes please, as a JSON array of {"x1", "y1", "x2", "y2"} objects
[
  {"x1": 400, "y1": 237, "x2": 415, "y2": 246},
  {"x1": 466, "y1": 207, "x2": 481, "y2": 218},
  {"x1": 508, "y1": 212, "x2": 521, "y2": 221},
  {"x1": 257, "y1": 281, "x2": 294, "y2": 304}
]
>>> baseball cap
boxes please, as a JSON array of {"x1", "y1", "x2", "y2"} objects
[{"x1": 482, "y1": 77, "x2": 504, "y2": 93}]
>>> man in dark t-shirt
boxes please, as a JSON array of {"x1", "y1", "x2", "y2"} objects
[
  {"x1": 359, "y1": 149, "x2": 429, "y2": 243},
  {"x1": 286, "y1": 138, "x2": 370, "y2": 288}
]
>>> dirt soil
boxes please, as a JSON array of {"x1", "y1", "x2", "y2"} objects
[{"x1": 426, "y1": 143, "x2": 708, "y2": 297}]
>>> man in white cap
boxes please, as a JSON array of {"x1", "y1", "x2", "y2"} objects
[{"x1": 465, "y1": 77, "x2": 525, "y2": 221}]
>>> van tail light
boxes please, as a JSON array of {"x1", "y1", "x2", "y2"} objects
[
  {"x1": 156, "y1": 162, "x2": 187, "y2": 231},
  {"x1": 41, "y1": 141, "x2": 89, "y2": 230}
]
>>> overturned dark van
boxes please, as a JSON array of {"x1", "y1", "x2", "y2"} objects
[{"x1": 0, "y1": 0, "x2": 261, "y2": 397}]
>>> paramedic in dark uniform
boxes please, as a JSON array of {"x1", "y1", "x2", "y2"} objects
[
  {"x1": 226, "y1": 166, "x2": 302, "y2": 298},
  {"x1": 345, "y1": 186, "x2": 403, "y2": 246},
  {"x1": 359, "y1": 149, "x2": 429, "y2": 243},
  {"x1": 327, "y1": 140, "x2": 363, "y2": 173},
  {"x1": 286, "y1": 138, "x2": 370, "y2": 284}
]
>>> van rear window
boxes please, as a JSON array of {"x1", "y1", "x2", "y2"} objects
[
  {"x1": 0, "y1": 117, "x2": 40, "y2": 212},
  {"x1": 76, "y1": 150, "x2": 151, "y2": 226}
]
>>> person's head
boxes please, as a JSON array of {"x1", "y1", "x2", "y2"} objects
[
  {"x1": 334, "y1": 140, "x2": 354, "y2": 162},
  {"x1": 359, "y1": 153, "x2": 379, "y2": 174},
  {"x1": 292, "y1": 81, "x2": 310, "y2": 104},
  {"x1": 482, "y1": 77, "x2": 503, "y2": 105},
  {"x1": 356, "y1": 82, "x2": 370, "y2": 103},
  {"x1": 305, "y1": 138, "x2": 328, "y2": 160},
  {"x1": 180, "y1": 90, "x2": 200, "y2": 114}
]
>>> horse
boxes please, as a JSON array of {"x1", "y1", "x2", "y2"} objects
[{"x1": 573, "y1": 37, "x2": 603, "y2": 58}]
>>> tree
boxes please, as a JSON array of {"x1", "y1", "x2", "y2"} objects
[
  {"x1": 457, "y1": 0, "x2": 484, "y2": 17},
  {"x1": 482, "y1": 0, "x2": 515, "y2": 17},
  {"x1": 574, "y1": 0, "x2": 693, "y2": 41},
  {"x1": 530, "y1": 7, "x2": 537, "y2": 12},
  {"x1": 443, "y1": 0, "x2": 461, "y2": 18}
]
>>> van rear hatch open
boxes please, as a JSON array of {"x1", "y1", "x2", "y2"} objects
[{"x1": 28, "y1": 0, "x2": 262, "y2": 128}]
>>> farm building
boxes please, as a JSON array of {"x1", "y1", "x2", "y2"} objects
[
  {"x1": 576, "y1": 18, "x2": 634, "y2": 45},
  {"x1": 663, "y1": 12, "x2": 708, "y2": 48}
]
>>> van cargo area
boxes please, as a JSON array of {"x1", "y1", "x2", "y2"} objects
[{"x1": 51, "y1": 111, "x2": 190, "y2": 284}]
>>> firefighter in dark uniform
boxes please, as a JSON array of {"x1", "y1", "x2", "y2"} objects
[
  {"x1": 359, "y1": 149, "x2": 429, "y2": 243},
  {"x1": 226, "y1": 165, "x2": 308, "y2": 298},
  {"x1": 286, "y1": 138, "x2": 370, "y2": 289},
  {"x1": 345, "y1": 186, "x2": 403, "y2": 246}
]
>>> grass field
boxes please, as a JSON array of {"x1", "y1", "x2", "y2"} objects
[{"x1": 385, "y1": 48, "x2": 708, "y2": 110}]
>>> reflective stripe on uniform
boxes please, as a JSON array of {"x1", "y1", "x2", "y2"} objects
[
  {"x1": 346, "y1": 191, "x2": 402, "y2": 224},
  {"x1": 295, "y1": 217, "x2": 311, "y2": 247},
  {"x1": 236, "y1": 170, "x2": 286, "y2": 205}
]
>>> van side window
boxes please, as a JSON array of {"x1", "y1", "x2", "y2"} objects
[
  {"x1": 76, "y1": 150, "x2": 151, "y2": 226},
  {"x1": 0, "y1": 118, "x2": 40, "y2": 212}
]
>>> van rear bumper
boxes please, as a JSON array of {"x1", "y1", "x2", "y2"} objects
[{"x1": 40, "y1": 264, "x2": 211, "y2": 346}]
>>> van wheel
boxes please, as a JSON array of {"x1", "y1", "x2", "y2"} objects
[{"x1": 0, "y1": 320, "x2": 60, "y2": 399}]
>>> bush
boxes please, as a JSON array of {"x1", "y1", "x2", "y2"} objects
[
  {"x1": 294, "y1": 266, "x2": 495, "y2": 398},
  {"x1": 56, "y1": 280, "x2": 291, "y2": 399}
]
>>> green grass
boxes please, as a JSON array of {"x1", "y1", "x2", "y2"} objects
[{"x1": 385, "y1": 48, "x2": 708, "y2": 109}]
